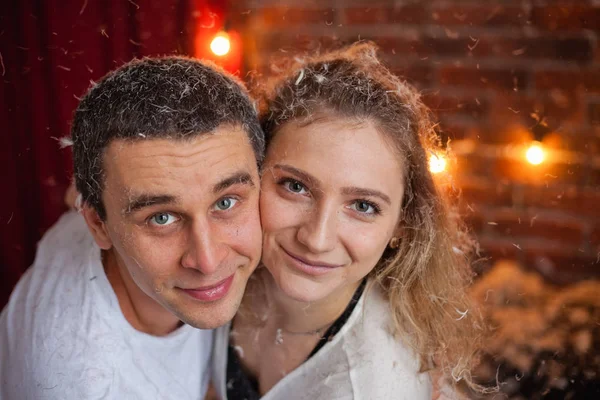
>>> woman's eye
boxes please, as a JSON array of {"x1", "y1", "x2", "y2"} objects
[
  {"x1": 284, "y1": 179, "x2": 307, "y2": 194},
  {"x1": 149, "y1": 212, "x2": 178, "y2": 226},
  {"x1": 350, "y1": 201, "x2": 378, "y2": 215},
  {"x1": 214, "y1": 197, "x2": 238, "y2": 211}
]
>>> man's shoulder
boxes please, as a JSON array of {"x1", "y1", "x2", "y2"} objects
[
  {"x1": 1, "y1": 211, "x2": 104, "y2": 369},
  {"x1": 33, "y1": 210, "x2": 94, "y2": 269},
  {"x1": 0, "y1": 233, "x2": 114, "y2": 399},
  {"x1": 5, "y1": 211, "x2": 98, "y2": 324}
]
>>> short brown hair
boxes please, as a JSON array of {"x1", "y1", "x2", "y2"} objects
[{"x1": 72, "y1": 56, "x2": 265, "y2": 219}]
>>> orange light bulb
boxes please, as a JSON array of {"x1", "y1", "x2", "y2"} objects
[
  {"x1": 210, "y1": 32, "x2": 230, "y2": 56},
  {"x1": 526, "y1": 142, "x2": 545, "y2": 165}
]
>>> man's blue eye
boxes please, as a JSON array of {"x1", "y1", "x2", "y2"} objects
[
  {"x1": 214, "y1": 197, "x2": 237, "y2": 211},
  {"x1": 150, "y1": 213, "x2": 177, "y2": 226}
]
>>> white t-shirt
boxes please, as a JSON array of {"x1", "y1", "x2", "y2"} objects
[
  {"x1": 212, "y1": 282, "x2": 433, "y2": 400},
  {"x1": 0, "y1": 211, "x2": 213, "y2": 400}
]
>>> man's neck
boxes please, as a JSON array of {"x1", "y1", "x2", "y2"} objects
[
  {"x1": 260, "y1": 269, "x2": 361, "y2": 335},
  {"x1": 102, "y1": 249, "x2": 182, "y2": 336}
]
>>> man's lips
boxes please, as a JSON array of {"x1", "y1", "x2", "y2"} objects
[{"x1": 180, "y1": 274, "x2": 235, "y2": 302}]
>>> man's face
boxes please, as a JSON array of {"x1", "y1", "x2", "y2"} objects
[{"x1": 92, "y1": 125, "x2": 262, "y2": 330}]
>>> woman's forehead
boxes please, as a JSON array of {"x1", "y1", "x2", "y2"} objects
[{"x1": 262, "y1": 118, "x2": 405, "y2": 199}]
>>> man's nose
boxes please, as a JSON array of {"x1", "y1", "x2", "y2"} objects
[{"x1": 180, "y1": 220, "x2": 227, "y2": 275}]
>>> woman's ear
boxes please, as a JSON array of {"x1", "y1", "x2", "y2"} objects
[
  {"x1": 81, "y1": 205, "x2": 113, "y2": 250},
  {"x1": 393, "y1": 220, "x2": 405, "y2": 239},
  {"x1": 388, "y1": 224, "x2": 405, "y2": 249},
  {"x1": 395, "y1": 221, "x2": 405, "y2": 234}
]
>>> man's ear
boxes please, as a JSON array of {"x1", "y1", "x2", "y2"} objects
[{"x1": 81, "y1": 205, "x2": 113, "y2": 250}]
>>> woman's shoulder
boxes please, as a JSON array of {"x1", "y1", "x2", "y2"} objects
[
  {"x1": 348, "y1": 282, "x2": 415, "y2": 360},
  {"x1": 340, "y1": 282, "x2": 433, "y2": 398}
]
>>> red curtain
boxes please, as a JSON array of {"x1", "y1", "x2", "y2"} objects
[{"x1": 0, "y1": 0, "x2": 202, "y2": 308}]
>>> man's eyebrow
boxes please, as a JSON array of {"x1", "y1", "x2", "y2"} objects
[
  {"x1": 272, "y1": 164, "x2": 321, "y2": 187},
  {"x1": 213, "y1": 171, "x2": 255, "y2": 194},
  {"x1": 123, "y1": 195, "x2": 179, "y2": 215},
  {"x1": 341, "y1": 187, "x2": 392, "y2": 205}
]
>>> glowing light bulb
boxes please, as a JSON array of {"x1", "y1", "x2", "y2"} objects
[
  {"x1": 429, "y1": 153, "x2": 447, "y2": 174},
  {"x1": 526, "y1": 142, "x2": 545, "y2": 165},
  {"x1": 210, "y1": 32, "x2": 230, "y2": 56}
]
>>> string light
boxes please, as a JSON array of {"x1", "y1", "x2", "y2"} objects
[
  {"x1": 526, "y1": 141, "x2": 545, "y2": 165},
  {"x1": 210, "y1": 32, "x2": 230, "y2": 56},
  {"x1": 429, "y1": 153, "x2": 447, "y2": 174}
]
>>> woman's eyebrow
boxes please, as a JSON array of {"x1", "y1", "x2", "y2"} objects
[
  {"x1": 341, "y1": 187, "x2": 391, "y2": 205},
  {"x1": 272, "y1": 164, "x2": 320, "y2": 186},
  {"x1": 273, "y1": 164, "x2": 392, "y2": 204}
]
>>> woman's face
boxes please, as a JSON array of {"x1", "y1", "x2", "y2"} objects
[{"x1": 260, "y1": 117, "x2": 406, "y2": 303}]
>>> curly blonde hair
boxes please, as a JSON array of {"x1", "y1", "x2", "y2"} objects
[{"x1": 258, "y1": 41, "x2": 485, "y2": 392}]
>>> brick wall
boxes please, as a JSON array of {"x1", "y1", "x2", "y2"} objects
[{"x1": 228, "y1": 0, "x2": 600, "y2": 283}]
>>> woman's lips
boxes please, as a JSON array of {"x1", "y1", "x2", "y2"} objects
[
  {"x1": 181, "y1": 274, "x2": 235, "y2": 302},
  {"x1": 281, "y1": 247, "x2": 342, "y2": 276}
]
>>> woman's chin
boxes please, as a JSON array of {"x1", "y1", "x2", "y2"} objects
[{"x1": 272, "y1": 268, "x2": 331, "y2": 304}]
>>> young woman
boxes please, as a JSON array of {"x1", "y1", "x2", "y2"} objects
[{"x1": 212, "y1": 42, "x2": 483, "y2": 399}]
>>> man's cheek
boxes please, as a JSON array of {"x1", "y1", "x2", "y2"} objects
[
  {"x1": 230, "y1": 206, "x2": 261, "y2": 236},
  {"x1": 108, "y1": 224, "x2": 138, "y2": 255}
]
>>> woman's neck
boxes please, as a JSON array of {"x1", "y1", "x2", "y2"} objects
[
  {"x1": 230, "y1": 269, "x2": 364, "y2": 396},
  {"x1": 260, "y1": 269, "x2": 361, "y2": 334}
]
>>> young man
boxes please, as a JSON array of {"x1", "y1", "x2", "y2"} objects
[{"x1": 0, "y1": 57, "x2": 265, "y2": 399}]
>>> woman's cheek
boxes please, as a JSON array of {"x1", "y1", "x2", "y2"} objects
[
  {"x1": 343, "y1": 225, "x2": 391, "y2": 270},
  {"x1": 260, "y1": 187, "x2": 286, "y2": 231}
]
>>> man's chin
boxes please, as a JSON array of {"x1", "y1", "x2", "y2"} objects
[
  {"x1": 176, "y1": 298, "x2": 241, "y2": 329},
  {"x1": 167, "y1": 269, "x2": 254, "y2": 329},
  {"x1": 171, "y1": 285, "x2": 246, "y2": 329}
]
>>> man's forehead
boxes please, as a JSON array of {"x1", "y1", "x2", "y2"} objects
[
  {"x1": 106, "y1": 125, "x2": 251, "y2": 153},
  {"x1": 102, "y1": 129, "x2": 258, "y2": 186}
]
